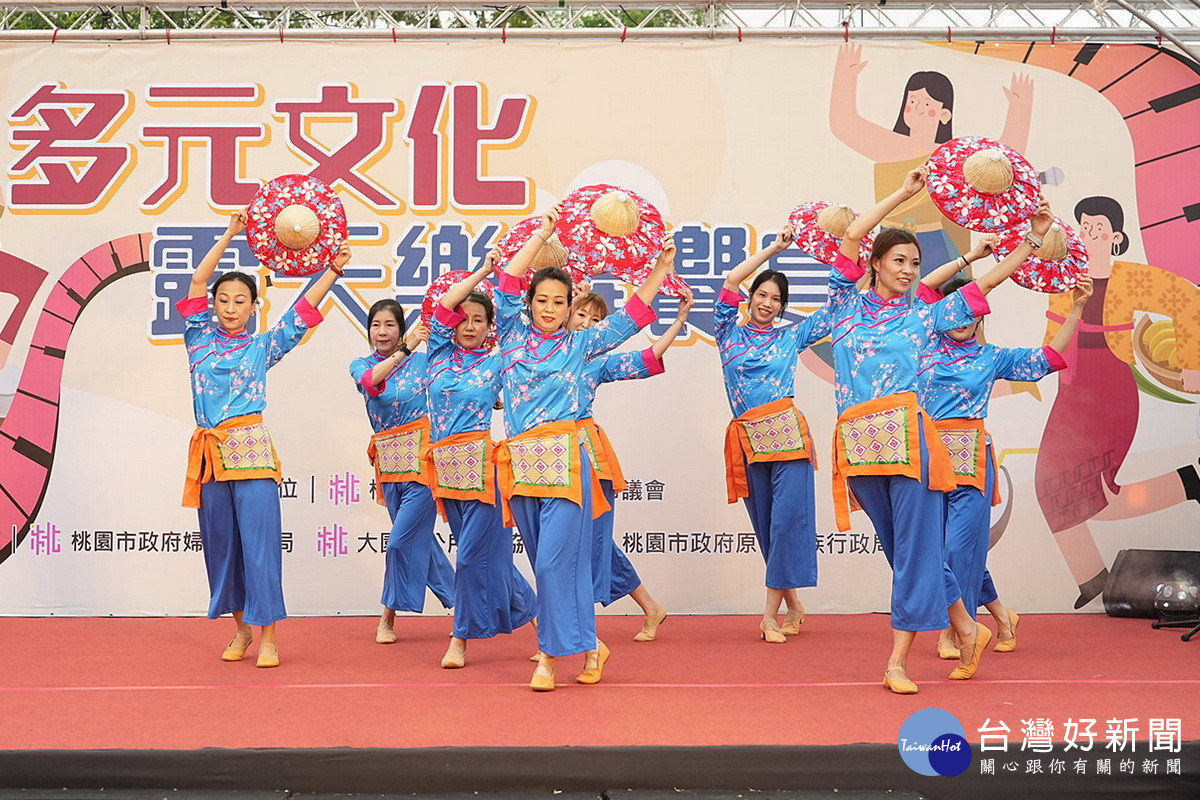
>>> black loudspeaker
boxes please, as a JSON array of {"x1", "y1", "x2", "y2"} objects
[{"x1": 1103, "y1": 549, "x2": 1200, "y2": 618}]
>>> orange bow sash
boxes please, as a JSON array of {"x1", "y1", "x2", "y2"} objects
[
  {"x1": 723, "y1": 398, "x2": 816, "y2": 504},
  {"x1": 577, "y1": 417, "x2": 627, "y2": 492},
  {"x1": 367, "y1": 417, "x2": 434, "y2": 505},
  {"x1": 832, "y1": 392, "x2": 955, "y2": 531},
  {"x1": 496, "y1": 420, "x2": 609, "y2": 528},
  {"x1": 182, "y1": 413, "x2": 280, "y2": 509},
  {"x1": 933, "y1": 417, "x2": 1001, "y2": 506}
]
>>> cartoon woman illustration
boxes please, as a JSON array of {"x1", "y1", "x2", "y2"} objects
[
  {"x1": 829, "y1": 43, "x2": 1034, "y2": 271},
  {"x1": 1035, "y1": 195, "x2": 1200, "y2": 608}
]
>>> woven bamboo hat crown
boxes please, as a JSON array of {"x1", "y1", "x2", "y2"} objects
[
  {"x1": 816, "y1": 204, "x2": 856, "y2": 238},
  {"x1": 274, "y1": 204, "x2": 321, "y2": 250},
  {"x1": 963, "y1": 149, "x2": 1015, "y2": 194},
  {"x1": 590, "y1": 191, "x2": 641, "y2": 236}
]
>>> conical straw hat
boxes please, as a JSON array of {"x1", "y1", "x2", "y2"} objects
[
  {"x1": 963, "y1": 150, "x2": 1015, "y2": 195},
  {"x1": 274, "y1": 204, "x2": 321, "y2": 250},
  {"x1": 1034, "y1": 223, "x2": 1070, "y2": 261},
  {"x1": 816, "y1": 204, "x2": 856, "y2": 238},
  {"x1": 590, "y1": 191, "x2": 641, "y2": 237},
  {"x1": 533, "y1": 235, "x2": 569, "y2": 269}
]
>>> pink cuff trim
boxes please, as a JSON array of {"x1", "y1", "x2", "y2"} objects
[
  {"x1": 295, "y1": 297, "x2": 324, "y2": 328},
  {"x1": 498, "y1": 271, "x2": 523, "y2": 295},
  {"x1": 833, "y1": 251, "x2": 867, "y2": 281},
  {"x1": 625, "y1": 294, "x2": 657, "y2": 328},
  {"x1": 1043, "y1": 345, "x2": 1068, "y2": 372},
  {"x1": 960, "y1": 282, "x2": 991, "y2": 317},
  {"x1": 360, "y1": 368, "x2": 385, "y2": 398},
  {"x1": 718, "y1": 287, "x2": 743, "y2": 306},
  {"x1": 435, "y1": 304, "x2": 465, "y2": 327},
  {"x1": 640, "y1": 347, "x2": 665, "y2": 376},
  {"x1": 176, "y1": 295, "x2": 209, "y2": 317},
  {"x1": 916, "y1": 283, "x2": 944, "y2": 305}
]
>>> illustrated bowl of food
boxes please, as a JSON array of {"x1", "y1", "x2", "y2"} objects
[{"x1": 1133, "y1": 316, "x2": 1190, "y2": 392}]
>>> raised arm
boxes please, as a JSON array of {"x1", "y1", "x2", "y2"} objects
[
  {"x1": 443, "y1": 250, "x2": 498, "y2": 310},
  {"x1": 633, "y1": 234, "x2": 678, "y2": 305},
  {"x1": 505, "y1": 205, "x2": 559, "y2": 279},
  {"x1": 188, "y1": 210, "x2": 246, "y2": 299},
  {"x1": 998, "y1": 73, "x2": 1034, "y2": 155},
  {"x1": 829, "y1": 43, "x2": 911, "y2": 163},
  {"x1": 302, "y1": 241, "x2": 349, "y2": 309},
  {"x1": 974, "y1": 197, "x2": 1053, "y2": 295},
  {"x1": 921, "y1": 234, "x2": 999, "y2": 290},
  {"x1": 367, "y1": 321, "x2": 427, "y2": 387},
  {"x1": 723, "y1": 227, "x2": 793, "y2": 292},
  {"x1": 650, "y1": 284, "x2": 694, "y2": 360},
  {"x1": 1048, "y1": 275, "x2": 1093, "y2": 354},
  {"x1": 840, "y1": 165, "x2": 928, "y2": 262}
]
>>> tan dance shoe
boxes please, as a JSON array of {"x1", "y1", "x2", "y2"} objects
[
  {"x1": 633, "y1": 608, "x2": 668, "y2": 642},
  {"x1": 376, "y1": 620, "x2": 397, "y2": 644},
  {"x1": 530, "y1": 658, "x2": 556, "y2": 692},
  {"x1": 780, "y1": 609, "x2": 805, "y2": 636},
  {"x1": 256, "y1": 642, "x2": 280, "y2": 669},
  {"x1": 221, "y1": 632, "x2": 252, "y2": 662},
  {"x1": 576, "y1": 640, "x2": 611, "y2": 685},
  {"x1": 949, "y1": 624, "x2": 992, "y2": 680},
  {"x1": 441, "y1": 641, "x2": 467, "y2": 669},
  {"x1": 759, "y1": 619, "x2": 786, "y2": 643},
  {"x1": 994, "y1": 610, "x2": 1020, "y2": 653},
  {"x1": 883, "y1": 667, "x2": 919, "y2": 695}
]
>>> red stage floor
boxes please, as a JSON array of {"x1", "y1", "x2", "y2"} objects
[{"x1": 1, "y1": 613, "x2": 1196, "y2": 751}]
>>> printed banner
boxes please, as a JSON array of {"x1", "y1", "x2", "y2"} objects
[{"x1": 1, "y1": 39, "x2": 1198, "y2": 616}]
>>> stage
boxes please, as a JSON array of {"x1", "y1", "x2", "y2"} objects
[{"x1": 1, "y1": 614, "x2": 1197, "y2": 798}]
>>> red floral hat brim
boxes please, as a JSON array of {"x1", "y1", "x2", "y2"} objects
[
  {"x1": 788, "y1": 201, "x2": 875, "y2": 267},
  {"x1": 557, "y1": 183, "x2": 666, "y2": 277},
  {"x1": 421, "y1": 270, "x2": 498, "y2": 350},
  {"x1": 927, "y1": 136, "x2": 1040, "y2": 233},
  {"x1": 993, "y1": 216, "x2": 1089, "y2": 293},
  {"x1": 246, "y1": 174, "x2": 348, "y2": 277}
]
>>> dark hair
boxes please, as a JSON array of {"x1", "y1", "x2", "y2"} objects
[
  {"x1": 1074, "y1": 195, "x2": 1129, "y2": 256},
  {"x1": 211, "y1": 271, "x2": 258, "y2": 304},
  {"x1": 892, "y1": 71, "x2": 954, "y2": 144},
  {"x1": 749, "y1": 270, "x2": 789, "y2": 317},
  {"x1": 525, "y1": 267, "x2": 574, "y2": 306},
  {"x1": 573, "y1": 292, "x2": 610, "y2": 320},
  {"x1": 867, "y1": 228, "x2": 922, "y2": 287},
  {"x1": 461, "y1": 291, "x2": 495, "y2": 326},
  {"x1": 367, "y1": 298, "x2": 406, "y2": 336}
]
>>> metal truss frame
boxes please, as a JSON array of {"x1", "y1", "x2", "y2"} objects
[{"x1": 0, "y1": 2, "x2": 1198, "y2": 55}]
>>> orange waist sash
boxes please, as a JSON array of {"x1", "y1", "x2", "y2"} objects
[
  {"x1": 182, "y1": 413, "x2": 281, "y2": 509},
  {"x1": 577, "y1": 417, "x2": 626, "y2": 492},
  {"x1": 933, "y1": 418, "x2": 1001, "y2": 506},
  {"x1": 496, "y1": 420, "x2": 609, "y2": 528},
  {"x1": 424, "y1": 429, "x2": 497, "y2": 520},
  {"x1": 832, "y1": 392, "x2": 955, "y2": 531},
  {"x1": 723, "y1": 398, "x2": 816, "y2": 505},
  {"x1": 367, "y1": 418, "x2": 434, "y2": 505}
]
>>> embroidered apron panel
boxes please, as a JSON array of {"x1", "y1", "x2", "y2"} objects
[
  {"x1": 432, "y1": 438, "x2": 488, "y2": 492},
  {"x1": 838, "y1": 407, "x2": 912, "y2": 467},
  {"x1": 509, "y1": 433, "x2": 573, "y2": 489},
  {"x1": 941, "y1": 428, "x2": 983, "y2": 478},
  {"x1": 216, "y1": 422, "x2": 278, "y2": 472},
  {"x1": 740, "y1": 407, "x2": 808, "y2": 456},
  {"x1": 374, "y1": 428, "x2": 426, "y2": 477}
]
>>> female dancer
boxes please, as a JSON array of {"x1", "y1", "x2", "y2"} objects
[
  {"x1": 497, "y1": 205, "x2": 673, "y2": 691},
  {"x1": 569, "y1": 282, "x2": 694, "y2": 642},
  {"x1": 717, "y1": 226, "x2": 830, "y2": 643},
  {"x1": 180, "y1": 209, "x2": 345, "y2": 668},
  {"x1": 351, "y1": 303, "x2": 455, "y2": 644},
  {"x1": 426, "y1": 255, "x2": 538, "y2": 669},
  {"x1": 830, "y1": 42, "x2": 1033, "y2": 271},
  {"x1": 1036, "y1": 196, "x2": 1200, "y2": 607},
  {"x1": 830, "y1": 165, "x2": 1051, "y2": 693},
  {"x1": 916, "y1": 252, "x2": 1092, "y2": 657}
]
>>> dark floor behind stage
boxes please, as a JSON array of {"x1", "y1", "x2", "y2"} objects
[{"x1": 1, "y1": 614, "x2": 1197, "y2": 798}]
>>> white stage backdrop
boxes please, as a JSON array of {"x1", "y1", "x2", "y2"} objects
[{"x1": 1, "y1": 39, "x2": 1197, "y2": 617}]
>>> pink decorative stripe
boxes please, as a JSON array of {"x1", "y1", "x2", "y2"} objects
[
  {"x1": 717, "y1": 287, "x2": 743, "y2": 306},
  {"x1": 625, "y1": 293, "x2": 657, "y2": 328},
  {"x1": 497, "y1": 271, "x2": 522, "y2": 295},
  {"x1": 435, "y1": 304, "x2": 464, "y2": 327},
  {"x1": 833, "y1": 251, "x2": 866, "y2": 282},
  {"x1": 1044, "y1": 345, "x2": 1068, "y2": 372},
  {"x1": 295, "y1": 297, "x2": 323, "y2": 328},
  {"x1": 640, "y1": 347, "x2": 665, "y2": 376},
  {"x1": 176, "y1": 295, "x2": 209, "y2": 318},
  {"x1": 959, "y1": 282, "x2": 991, "y2": 317}
]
